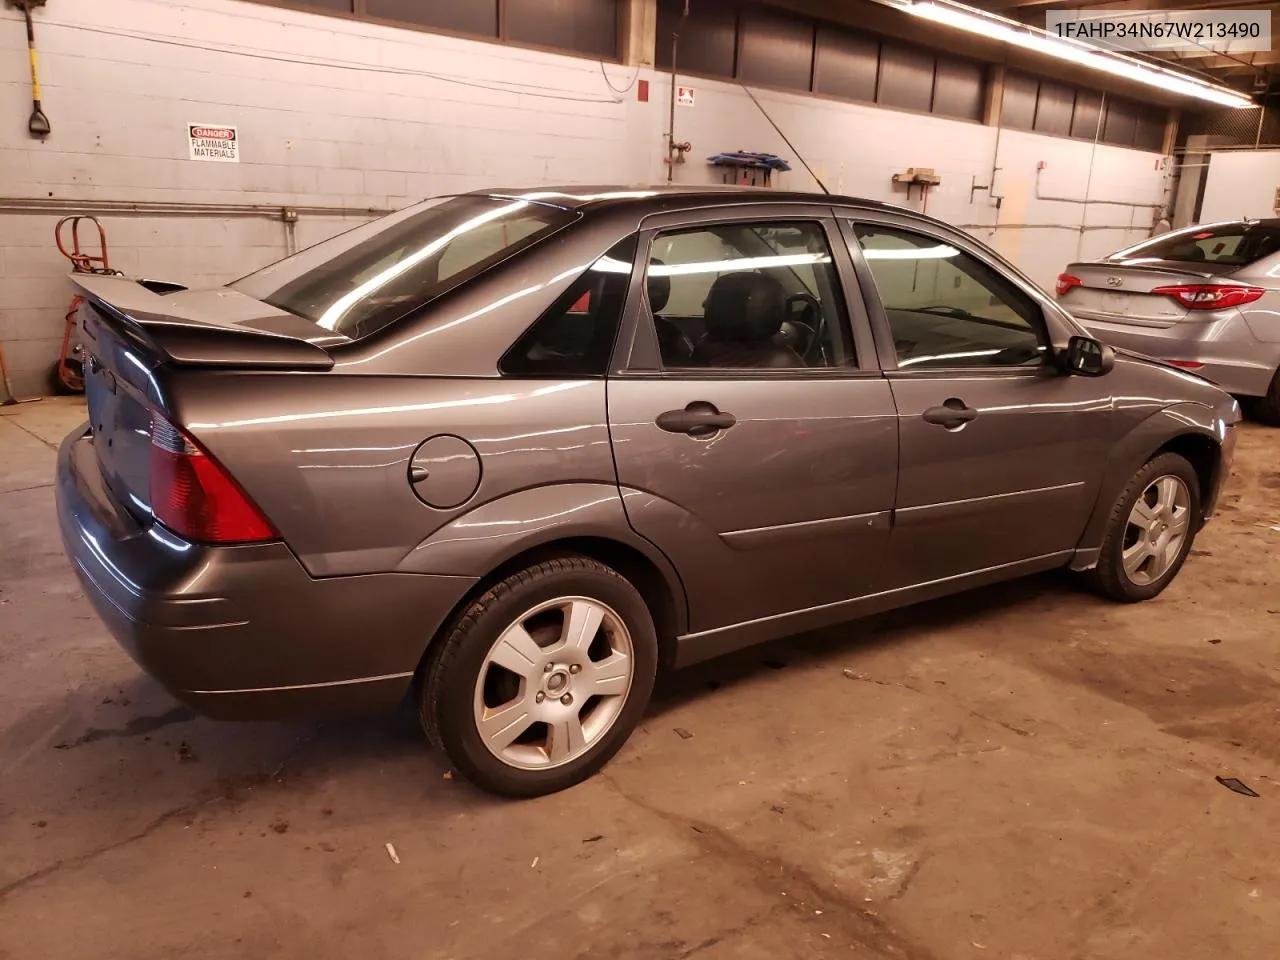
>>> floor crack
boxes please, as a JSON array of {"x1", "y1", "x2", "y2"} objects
[
  {"x1": 843, "y1": 669, "x2": 1034, "y2": 738},
  {"x1": 0, "y1": 799, "x2": 217, "y2": 903},
  {"x1": 8, "y1": 419, "x2": 59, "y2": 451},
  {"x1": 598, "y1": 775, "x2": 940, "y2": 960},
  {"x1": 0, "y1": 482, "x2": 55, "y2": 497}
]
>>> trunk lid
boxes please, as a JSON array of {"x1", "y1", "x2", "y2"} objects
[
  {"x1": 75, "y1": 274, "x2": 345, "y2": 521},
  {"x1": 1057, "y1": 260, "x2": 1231, "y2": 328}
]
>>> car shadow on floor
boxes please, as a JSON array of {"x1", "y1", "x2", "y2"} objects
[
  {"x1": 648, "y1": 570, "x2": 1093, "y2": 716},
  {"x1": 24, "y1": 570, "x2": 1094, "y2": 821}
]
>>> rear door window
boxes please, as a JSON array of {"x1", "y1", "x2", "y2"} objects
[
  {"x1": 645, "y1": 220, "x2": 856, "y2": 370},
  {"x1": 500, "y1": 237, "x2": 637, "y2": 377},
  {"x1": 1113, "y1": 223, "x2": 1280, "y2": 266}
]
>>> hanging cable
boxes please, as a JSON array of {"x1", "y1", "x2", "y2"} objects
[
  {"x1": 740, "y1": 84, "x2": 830, "y2": 194},
  {"x1": 598, "y1": 60, "x2": 641, "y2": 96}
]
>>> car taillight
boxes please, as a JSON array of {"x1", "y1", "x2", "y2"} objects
[
  {"x1": 149, "y1": 413, "x2": 277, "y2": 544},
  {"x1": 1150, "y1": 284, "x2": 1265, "y2": 310},
  {"x1": 1055, "y1": 273, "x2": 1083, "y2": 297}
]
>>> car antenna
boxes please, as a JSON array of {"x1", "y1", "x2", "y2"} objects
[{"x1": 739, "y1": 83, "x2": 830, "y2": 195}]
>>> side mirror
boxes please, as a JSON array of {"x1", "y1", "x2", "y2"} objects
[{"x1": 1063, "y1": 335, "x2": 1115, "y2": 377}]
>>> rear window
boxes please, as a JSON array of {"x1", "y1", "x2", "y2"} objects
[
  {"x1": 1112, "y1": 223, "x2": 1280, "y2": 267},
  {"x1": 231, "y1": 196, "x2": 575, "y2": 339}
]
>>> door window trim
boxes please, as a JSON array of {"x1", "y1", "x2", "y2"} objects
[
  {"x1": 839, "y1": 213, "x2": 1068, "y2": 376},
  {"x1": 610, "y1": 212, "x2": 882, "y2": 379}
]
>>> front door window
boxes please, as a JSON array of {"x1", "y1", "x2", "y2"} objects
[{"x1": 852, "y1": 224, "x2": 1045, "y2": 370}]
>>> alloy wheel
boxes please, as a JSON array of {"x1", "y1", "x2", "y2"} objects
[
  {"x1": 472, "y1": 596, "x2": 634, "y2": 770},
  {"x1": 1122, "y1": 475, "x2": 1192, "y2": 586}
]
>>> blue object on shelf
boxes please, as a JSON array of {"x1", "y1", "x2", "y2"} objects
[{"x1": 707, "y1": 150, "x2": 793, "y2": 172}]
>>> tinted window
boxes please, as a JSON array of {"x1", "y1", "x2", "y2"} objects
[
  {"x1": 232, "y1": 196, "x2": 574, "y2": 339},
  {"x1": 501, "y1": 236, "x2": 636, "y2": 377},
  {"x1": 853, "y1": 224, "x2": 1044, "y2": 369},
  {"x1": 645, "y1": 221, "x2": 853, "y2": 370},
  {"x1": 1111, "y1": 223, "x2": 1280, "y2": 266}
]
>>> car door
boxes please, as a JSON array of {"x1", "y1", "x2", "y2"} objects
[
  {"x1": 606, "y1": 207, "x2": 898, "y2": 660},
  {"x1": 843, "y1": 214, "x2": 1114, "y2": 588}
]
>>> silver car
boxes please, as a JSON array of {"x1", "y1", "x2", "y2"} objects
[{"x1": 1057, "y1": 219, "x2": 1280, "y2": 423}]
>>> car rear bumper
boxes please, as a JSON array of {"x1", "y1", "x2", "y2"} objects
[
  {"x1": 1073, "y1": 311, "x2": 1280, "y2": 398},
  {"x1": 56, "y1": 425, "x2": 477, "y2": 720}
]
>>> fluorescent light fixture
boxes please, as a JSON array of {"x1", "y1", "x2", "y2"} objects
[{"x1": 906, "y1": 0, "x2": 1254, "y2": 109}]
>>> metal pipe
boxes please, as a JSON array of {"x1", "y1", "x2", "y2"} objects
[
  {"x1": 0, "y1": 197, "x2": 393, "y2": 218},
  {"x1": 666, "y1": 0, "x2": 689, "y2": 182},
  {"x1": 1255, "y1": 90, "x2": 1268, "y2": 149},
  {"x1": 1075, "y1": 91, "x2": 1105, "y2": 259},
  {"x1": 1034, "y1": 169, "x2": 1163, "y2": 210}
]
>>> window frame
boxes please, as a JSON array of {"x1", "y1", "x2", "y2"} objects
[
  {"x1": 839, "y1": 212, "x2": 1072, "y2": 378},
  {"x1": 610, "y1": 205, "x2": 881, "y2": 380}
]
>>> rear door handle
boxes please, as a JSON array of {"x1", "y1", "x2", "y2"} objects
[
  {"x1": 656, "y1": 402, "x2": 737, "y2": 438},
  {"x1": 922, "y1": 399, "x2": 978, "y2": 429}
]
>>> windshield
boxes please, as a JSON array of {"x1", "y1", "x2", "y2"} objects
[
  {"x1": 231, "y1": 195, "x2": 576, "y2": 339},
  {"x1": 1110, "y1": 222, "x2": 1280, "y2": 267}
]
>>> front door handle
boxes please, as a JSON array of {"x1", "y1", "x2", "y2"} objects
[
  {"x1": 656, "y1": 402, "x2": 737, "y2": 438},
  {"x1": 922, "y1": 398, "x2": 978, "y2": 429}
]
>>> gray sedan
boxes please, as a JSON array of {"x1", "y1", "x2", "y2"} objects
[
  {"x1": 57, "y1": 186, "x2": 1240, "y2": 797},
  {"x1": 1058, "y1": 219, "x2": 1280, "y2": 423}
]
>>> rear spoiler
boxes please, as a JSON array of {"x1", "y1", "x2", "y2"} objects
[
  {"x1": 73, "y1": 273, "x2": 338, "y2": 371},
  {"x1": 1065, "y1": 261, "x2": 1219, "y2": 281}
]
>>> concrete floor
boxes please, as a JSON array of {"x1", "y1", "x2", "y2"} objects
[{"x1": 2, "y1": 398, "x2": 1279, "y2": 960}]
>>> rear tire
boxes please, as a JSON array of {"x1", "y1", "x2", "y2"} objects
[
  {"x1": 420, "y1": 556, "x2": 657, "y2": 798},
  {"x1": 1247, "y1": 368, "x2": 1280, "y2": 426},
  {"x1": 1087, "y1": 452, "x2": 1200, "y2": 603}
]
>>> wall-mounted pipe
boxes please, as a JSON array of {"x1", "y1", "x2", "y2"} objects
[
  {"x1": 0, "y1": 196, "x2": 391, "y2": 267},
  {"x1": 665, "y1": 0, "x2": 690, "y2": 181},
  {"x1": 1033, "y1": 167, "x2": 1164, "y2": 211},
  {"x1": 0, "y1": 197, "x2": 393, "y2": 218}
]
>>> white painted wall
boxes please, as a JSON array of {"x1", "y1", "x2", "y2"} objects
[
  {"x1": 1199, "y1": 150, "x2": 1280, "y2": 223},
  {"x1": 0, "y1": 0, "x2": 1168, "y2": 396}
]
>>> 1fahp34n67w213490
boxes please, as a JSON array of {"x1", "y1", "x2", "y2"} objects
[{"x1": 57, "y1": 186, "x2": 1240, "y2": 797}]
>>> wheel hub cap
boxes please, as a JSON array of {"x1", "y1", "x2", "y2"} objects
[{"x1": 545, "y1": 670, "x2": 569, "y2": 694}]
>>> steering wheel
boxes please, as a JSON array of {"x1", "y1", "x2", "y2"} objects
[{"x1": 782, "y1": 292, "x2": 825, "y2": 363}]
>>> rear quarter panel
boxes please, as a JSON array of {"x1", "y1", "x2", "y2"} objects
[{"x1": 168, "y1": 371, "x2": 620, "y2": 578}]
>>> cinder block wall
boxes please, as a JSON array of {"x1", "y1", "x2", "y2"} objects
[{"x1": 0, "y1": 0, "x2": 1168, "y2": 397}]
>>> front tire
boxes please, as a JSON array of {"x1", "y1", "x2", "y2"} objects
[
  {"x1": 1248, "y1": 367, "x2": 1280, "y2": 426},
  {"x1": 420, "y1": 556, "x2": 658, "y2": 798},
  {"x1": 1088, "y1": 452, "x2": 1200, "y2": 603}
]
